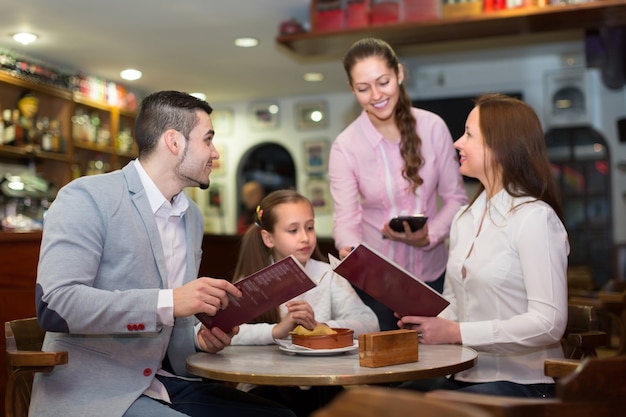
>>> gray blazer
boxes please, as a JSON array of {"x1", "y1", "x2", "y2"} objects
[{"x1": 30, "y1": 162, "x2": 205, "y2": 417}]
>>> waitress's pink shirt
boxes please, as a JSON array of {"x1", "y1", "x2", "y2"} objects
[{"x1": 329, "y1": 108, "x2": 468, "y2": 282}]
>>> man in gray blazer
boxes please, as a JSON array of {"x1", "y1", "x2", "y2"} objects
[{"x1": 31, "y1": 91, "x2": 296, "y2": 417}]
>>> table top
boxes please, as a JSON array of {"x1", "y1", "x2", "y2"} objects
[{"x1": 186, "y1": 343, "x2": 477, "y2": 386}]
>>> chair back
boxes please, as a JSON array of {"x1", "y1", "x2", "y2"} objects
[
  {"x1": 557, "y1": 355, "x2": 626, "y2": 404},
  {"x1": 312, "y1": 386, "x2": 493, "y2": 417},
  {"x1": 427, "y1": 355, "x2": 626, "y2": 417},
  {"x1": 562, "y1": 304, "x2": 608, "y2": 359},
  {"x1": 5, "y1": 317, "x2": 46, "y2": 352},
  {"x1": 4, "y1": 317, "x2": 67, "y2": 417}
]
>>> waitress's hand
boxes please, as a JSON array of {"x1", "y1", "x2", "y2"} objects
[
  {"x1": 338, "y1": 246, "x2": 353, "y2": 260},
  {"x1": 271, "y1": 300, "x2": 317, "y2": 339},
  {"x1": 381, "y1": 222, "x2": 430, "y2": 247}
]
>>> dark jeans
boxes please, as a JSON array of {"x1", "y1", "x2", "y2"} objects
[
  {"x1": 398, "y1": 376, "x2": 556, "y2": 398},
  {"x1": 124, "y1": 375, "x2": 297, "y2": 417},
  {"x1": 249, "y1": 385, "x2": 345, "y2": 417},
  {"x1": 354, "y1": 270, "x2": 445, "y2": 331}
]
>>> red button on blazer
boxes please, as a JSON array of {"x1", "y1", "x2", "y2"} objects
[{"x1": 143, "y1": 368, "x2": 152, "y2": 377}]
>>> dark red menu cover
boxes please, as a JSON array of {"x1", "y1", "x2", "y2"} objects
[
  {"x1": 330, "y1": 243, "x2": 449, "y2": 317},
  {"x1": 196, "y1": 255, "x2": 316, "y2": 332}
]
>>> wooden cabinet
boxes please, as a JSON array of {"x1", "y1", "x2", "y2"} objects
[
  {"x1": 276, "y1": 0, "x2": 626, "y2": 57},
  {"x1": 70, "y1": 95, "x2": 138, "y2": 176},
  {"x1": 0, "y1": 231, "x2": 41, "y2": 414},
  {"x1": 0, "y1": 71, "x2": 137, "y2": 191}
]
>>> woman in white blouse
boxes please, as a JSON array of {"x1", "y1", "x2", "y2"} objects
[{"x1": 398, "y1": 93, "x2": 569, "y2": 398}]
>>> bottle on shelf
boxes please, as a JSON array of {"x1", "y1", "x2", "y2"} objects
[
  {"x1": 31, "y1": 116, "x2": 49, "y2": 151},
  {"x1": 40, "y1": 117, "x2": 53, "y2": 152},
  {"x1": 116, "y1": 126, "x2": 133, "y2": 153},
  {"x1": 11, "y1": 109, "x2": 26, "y2": 147},
  {"x1": 89, "y1": 112, "x2": 100, "y2": 144},
  {"x1": 49, "y1": 119, "x2": 63, "y2": 152},
  {"x1": 0, "y1": 106, "x2": 5, "y2": 144},
  {"x1": 3, "y1": 109, "x2": 16, "y2": 146},
  {"x1": 71, "y1": 108, "x2": 87, "y2": 142}
]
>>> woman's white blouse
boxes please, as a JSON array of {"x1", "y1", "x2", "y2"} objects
[{"x1": 440, "y1": 189, "x2": 569, "y2": 384}]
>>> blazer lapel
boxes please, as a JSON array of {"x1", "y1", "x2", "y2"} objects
[{"x1": 123, "y1": 163, "x2": 169, "y2": 289}]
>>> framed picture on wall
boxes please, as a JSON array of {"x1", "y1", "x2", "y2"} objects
[
  {"x1": 211, "y1": 108, "x2": 234, "y2": 136},
  {"x1": 303, "y1": 139, "x2": 329, "y2": 175},
  {"x1": 203, "y1": 182, "x2": 224, "y2": 217},
  {"x1": 248, "y1": 101, "x2": 280, "y2": 130},
  {"x1": 296, "y1": 100, "x2": 328, "y2": 130},
  {"x1": 306, "y1": 178, "x2": 332, "y2": 214}
]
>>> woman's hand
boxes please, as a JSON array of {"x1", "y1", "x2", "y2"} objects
[
  {"x1": 398, "y1": 315, "x2": 461, "y2": 345},
  {"x1": 381, "y1": 222, "x2": 430, "y2": 247},
  {"x1": 271, "y1": 300, "x2": 317, "y2": 339}
]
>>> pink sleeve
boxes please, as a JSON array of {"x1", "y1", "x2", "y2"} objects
[{"x1": 329, "y1": 137, "x2": 363, "y2": 250}]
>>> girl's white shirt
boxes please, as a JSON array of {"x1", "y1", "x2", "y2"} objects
[{"x1": 231, "y1": 258, "x2": 380, "y2": 346}]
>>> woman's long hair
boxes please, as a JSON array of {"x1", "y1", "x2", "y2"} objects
[
  {"x1": 468, "y1": 93, "x2": 564, "y2": 223},
  {"x1": 343, "y1": 37, "x2": 424, "y2": 193}
]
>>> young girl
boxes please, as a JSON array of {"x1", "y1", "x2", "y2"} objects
[
  {"x1": 231, "y1": 189, "x2": 379, "y2": 417},
  {"x1": 231, "y1": 189, "x2": 379, "y2": 345}
]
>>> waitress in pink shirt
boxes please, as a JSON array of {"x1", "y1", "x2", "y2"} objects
[{"x1": 329, "y1": 38, "x2": 468, "y2": 330}]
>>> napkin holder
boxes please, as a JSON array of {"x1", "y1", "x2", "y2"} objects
[{"x1": 358, "y1": 329, "x2": 418, "y2": 368}]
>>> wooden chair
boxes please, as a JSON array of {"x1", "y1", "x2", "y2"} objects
[
  {"x1": 561, "y1": 303, "x2": 608, "y2": 359},
  {"x1": 426, "y1": 355, "x2": 626, "y2": 417},
  {"x1": 4, "y1": 317, "x2": 67, "y2": 417},
  {"x1": 312, "y1": 386, "x2": 493, "y2": 417},
  {"x1": 544, "y1": 303, "x2": 609, "y2": 378},
  {"x1": 570, "y1": 290, "x2": 626, "y2": 356},
  {"x1": 566, "y1": 265, "x2": 596, "y2": 297}
]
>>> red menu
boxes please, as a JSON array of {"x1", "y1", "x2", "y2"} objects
[
  {"x1": 330, "y1": 243, "x2": 449, "y2": 317},
  {"x1": 196, "y1": 255, "x2": 316, "y2": 332}
]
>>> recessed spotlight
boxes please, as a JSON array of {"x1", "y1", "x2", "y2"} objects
[
  {"x1": 190, "y1": 92, "x2": 206, "y2": 101},
  {"x1": 234, "y1": 37, "x2": 259, "y2": 48},
  {"x1": 120, "y1": 69, "x2": 142, "y2": 81},
  {"x1": 309, "y1": 110, "x2": 324, "y2": 123},
  {"x1": 304, "y1": 72, "x2": 324, "y2": 82},
  {"x1": 13, "y1": 32, "x2": 38, "y2": 45}
]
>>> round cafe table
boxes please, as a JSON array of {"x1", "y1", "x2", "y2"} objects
[{"x1": 186, "y1": 343, "x2": 477, "y2": 386}]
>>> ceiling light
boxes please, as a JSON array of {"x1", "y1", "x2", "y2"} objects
[
  {"x1": 234, "y1": 37, "x2": 259, "y2": 48},
  {"x1": 304, "y1": 72, "x2": 324, "y2": 82},
  {"x1": 190, "y1": 92, "x2": 206, "y2": 101},
  {"x1": 309, "y1": 110, "x2": 324, "y2": 123},
  {"x1": 13, "y1": 32, "x2": 37, "y2": 45},
  {"x1": 120, "y1": 69, "x2": 142, "y2": 81}
]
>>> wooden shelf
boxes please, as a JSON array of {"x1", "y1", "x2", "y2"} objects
[{"x1": 276, "y1": 1, "x2": 626, "y2": 57}]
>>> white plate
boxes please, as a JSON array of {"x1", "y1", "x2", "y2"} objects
[{"x1": 277, "y1": 340, "x2": 359, "y2": 356}]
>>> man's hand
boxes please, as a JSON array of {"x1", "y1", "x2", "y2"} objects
[
  {"x1": 198, "y1": 325, "x2": 239, "y2": 353},
  {"x1": 173, "y1": 277, "x2": 242, "y2": 318}
]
